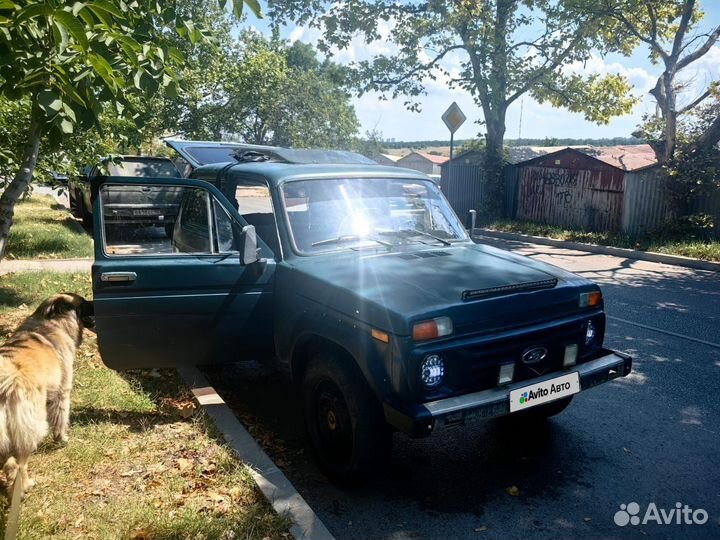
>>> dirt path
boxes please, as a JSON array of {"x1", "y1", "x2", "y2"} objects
[{"x1": 0, "y1": 258, "x2": 92, "y2": 275}]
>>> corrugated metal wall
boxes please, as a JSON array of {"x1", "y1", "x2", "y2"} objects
[
  {"x1": 440, "y1": 165, "x2": 488, "y2": 222},
  {"x1": 691, "y1": 187, "x2": 720, "y2": 235},
  {"x1": 621, "y1": 167, "x2": 674, "y2": 234},
  {"x1": 517, "y1": 151, "x2": 624, "y2": 231}
]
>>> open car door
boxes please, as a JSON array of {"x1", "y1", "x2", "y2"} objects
[{"x1": 90, "y1": 176, "x2": 276, "y2": 369}]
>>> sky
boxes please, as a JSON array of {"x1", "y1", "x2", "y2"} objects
[{"x1": 244, "y1": 2, "x2": 720, "y2": 143}]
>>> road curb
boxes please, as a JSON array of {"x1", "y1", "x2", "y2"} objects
[
  {"x1": 474, "y1": 229, "x2": 720, "y2": 272},
  {"x1": 177, "y1": 366, "x2": 335, "y2": 540}
]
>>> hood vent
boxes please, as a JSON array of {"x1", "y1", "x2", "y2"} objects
[
  {"x1": 462, "y1": 278, "x2": 558, "y2": 302},
  {"x1": 397, "y1": 251, "x2": 452, "y2": 260}
]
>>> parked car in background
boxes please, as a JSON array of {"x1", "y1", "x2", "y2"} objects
[
  {"x1": 69, "y1": 156, "x2": 182, "y2": 231},
  {"x1": 88, "y1": 144, "x2": 632, "y2": 483}
]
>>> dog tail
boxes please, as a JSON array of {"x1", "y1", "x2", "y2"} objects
[{"x1": 0, "y1": 356, "x2": 48, "y2": 459}]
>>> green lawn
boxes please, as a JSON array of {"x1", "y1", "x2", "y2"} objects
[
  {"x1": 5, "y1": 195, "x2": 93, "y2": 259},
  {"x1": 0, "y1": 271, "x2": 289, "y2": 539},
  {"x1": 484, "y1": 219, "x2": 720, "y2": 262}
]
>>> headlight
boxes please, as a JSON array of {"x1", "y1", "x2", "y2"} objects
[
  {"x1": 412, "y1": 316, "x2": 453, "y2": 341},
  {"x1": 585, "y1": 319, "x2": 597, "y2": 345},
  {"x1": 420, "y1": 354, "x2": 445, "y2": 388}
]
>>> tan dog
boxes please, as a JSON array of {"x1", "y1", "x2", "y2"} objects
[{"x1": 0, "y1": 293, "x2": 94, "y2": 498}]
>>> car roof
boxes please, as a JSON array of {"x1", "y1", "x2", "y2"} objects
[{"x1": 193, "y1": 162, "x2": 433, "y2": 187}]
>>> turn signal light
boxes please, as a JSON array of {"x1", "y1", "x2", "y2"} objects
[
  {"x1": 579, "y1": 291, "x2": 602, "y2": 308},
  {"x1": 412, "y1": 317, "x2": 453, "y2": 341}
]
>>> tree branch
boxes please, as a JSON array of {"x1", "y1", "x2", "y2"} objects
[
  {"x1": 678, "y1": 88, "x2": 712, "y2": 114},
  {"x1": 505, "y1": 31, "x2": 585, "y2": 106},
  {"x1": 614, "y1": 9, "x2": 669, "y2": 63},
  {"x1": 369, "y1": 45, "x2": 465, "y2": 86},
  {"x1": 676, "y1": 24, "x2": 720, "y2": 70},
  {"x1": 670, "y1": 0, "x2": 695, "y2": 61}
]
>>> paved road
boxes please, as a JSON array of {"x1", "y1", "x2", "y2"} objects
[{"x1": 208, "y1": 236, "x2": 720, "y2": 540}]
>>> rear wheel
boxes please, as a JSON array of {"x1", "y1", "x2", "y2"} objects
[{"x1": 302, "y1": 349, "x2": 390, "y2": 484}]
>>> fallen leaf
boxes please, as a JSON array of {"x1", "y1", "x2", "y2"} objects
[
  {"x1": 120, "y1": 469, "x2": 143, "y2": 477},
  {"x1": 176, "y1": 458, "x2": 192, "y2": 472},
  {"x1": 505, "y1": 485, "x2": 520, "y2": 497}
]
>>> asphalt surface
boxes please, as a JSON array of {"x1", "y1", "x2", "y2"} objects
[{"x1": 206, "y1": 235, "x2": 720, "y2": 540}]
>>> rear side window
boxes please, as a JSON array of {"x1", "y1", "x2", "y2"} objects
[
  {"x1": 107, "y1": 159, "x2": 180, "y2": 178},
  {"x1": 100, "y1": 184, "x2": 233, "y2": 257}
]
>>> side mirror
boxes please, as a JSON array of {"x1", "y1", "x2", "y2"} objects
[{"x1": 239, "y1": 225, "x2": 260, "y2": 265}]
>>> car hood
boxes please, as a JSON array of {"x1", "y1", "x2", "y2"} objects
[{"x1": 288, "y1": 241, "x2": 594, "y2": 336}]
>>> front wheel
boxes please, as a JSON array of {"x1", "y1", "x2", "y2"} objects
[{"x1": 302, "y1": 350, "x2": 390, "y2": 485}]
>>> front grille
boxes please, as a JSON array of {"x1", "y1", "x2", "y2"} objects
[{"x1": 435, "y1": 318, "x2": 594, "y2": 397}]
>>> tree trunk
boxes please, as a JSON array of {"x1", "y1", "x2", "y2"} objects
[
  {"x1": 483, "y1": 108, "x2": 506, "y2": 221},
  {"x1": 0, "y1": 107, "x2": 42, "y2": 261}
]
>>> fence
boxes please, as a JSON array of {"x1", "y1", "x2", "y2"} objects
[
  {"x1": 440, "y1": 164, "x2": 488, "y2": 224},
  {"x1": 621, "y1": 167, "x2": 674, "y2": 235},
  {"x1": 441, "y1": 161, "x2": 720, "y2": 235}
]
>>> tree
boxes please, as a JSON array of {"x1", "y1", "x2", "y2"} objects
[
  {"x1": 598, "y1": 0, "x2": 720, "y2": 162},
  {"x1": 268, "y1": 0, "x2": 638, "y2": 214},
  {"x1": 161, "y1": 31, "x2": 359, "y2": 147},
  {"x1": 0, "y1": 0, "x2": 260, "y2": 260}
]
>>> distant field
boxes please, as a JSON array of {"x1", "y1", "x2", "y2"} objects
[{"x1": 382, "y1": 146, "x2": 451, "y2": 157}]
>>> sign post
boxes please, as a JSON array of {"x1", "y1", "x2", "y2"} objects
[{"x1": 441, "y1": 102, "x2": 466, "y2": 197}]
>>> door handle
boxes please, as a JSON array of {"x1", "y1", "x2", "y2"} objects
[{"x1": 101, "y1": 271, "x2": 137, "y2": 283}]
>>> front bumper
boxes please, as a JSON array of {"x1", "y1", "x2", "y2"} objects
[{"x1": 383, "y1": 348, "x2": 632, "y2": 437}]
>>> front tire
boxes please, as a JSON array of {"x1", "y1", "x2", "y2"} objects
[{"x1": 302, "y1": 349, "x2": 390, "y2": 484}]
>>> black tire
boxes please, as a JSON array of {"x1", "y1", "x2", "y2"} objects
[
  {"x1": 302, "y1": 349, "x2": 390, "y2": 485},
  {"x1": 513, "y1": 396, "x2": 573, "y2": 420}
]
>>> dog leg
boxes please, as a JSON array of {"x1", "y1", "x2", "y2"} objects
[
  {"x1": 16, "y1": 457, "x2": 35, "y2": 498},
  {"x1": 48, "y1": 390, "x2": 71, "y2": 444},
  {"x1": 3, "y1": 456, "x2": 18, "y2": 486}
]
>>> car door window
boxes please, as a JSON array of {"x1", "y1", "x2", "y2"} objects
[
  {"x1": 101, "y1": 184, "x2": 235, "y2": 257},
  {"x1": 213, "y1": 199, "x2": 236, "y2": 252},
  {"x1": 233, "y1": 183, "x2": 280, "y2": 257}
]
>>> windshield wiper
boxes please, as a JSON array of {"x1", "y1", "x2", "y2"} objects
[
  {"x1": 378, "y1": 228, "x2": 451, "y2": 246},
  {"x1": 311, "y1": 235, "x2": 393, "y2": 248}
]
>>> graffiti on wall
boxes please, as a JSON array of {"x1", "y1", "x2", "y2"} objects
[{"x1": 524, "y1": 168, "x2": 580, "y2": 206}]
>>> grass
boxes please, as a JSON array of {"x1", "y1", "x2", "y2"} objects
[
  {"x1": 0, "y1": 271, "x2": 289, "y2": 540},
  {"x1": 484, "y1": 219, "x2": 720, "y2": 262},
  {"x1": 5, "y1": 195, "x2": 93, "y2": 259}
]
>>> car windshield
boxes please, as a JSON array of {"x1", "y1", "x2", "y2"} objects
[{"x1": 281, "y1": 178, "x2": 468, "y2": 254}]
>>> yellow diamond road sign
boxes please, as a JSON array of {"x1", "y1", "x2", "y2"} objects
[{"x1": 442, "y1": 102, "x2": 466, "y2": 134}]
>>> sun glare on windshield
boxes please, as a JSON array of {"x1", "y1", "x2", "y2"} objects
[{"x1": 281, "y1": 178, "x2": 468, "y2": 254}]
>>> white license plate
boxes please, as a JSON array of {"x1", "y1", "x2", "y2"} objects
[
  {"x1": 133, "y1": 209, "x2": 160, "y2": 216},
  {"x1": 509, "y1": 372, "x2": 580, "y2": 413}
]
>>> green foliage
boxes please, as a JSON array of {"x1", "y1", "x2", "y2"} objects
[
  {"x1": 268, "y1": 0, "x2": 636, "y2": 121},
  {"x1": 353, "y1": 129, "x2": 384, "y2": 158},
  {"x1": 162, "y1": 30, "x2": 359, "y2": 147},
  {"x1": 533, "y1": 73, "x2": 638, "y2": 124}
]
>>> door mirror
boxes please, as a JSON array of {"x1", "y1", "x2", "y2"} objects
[{"x1": 239, "y1": 225, "x2": 260, "y2": 265}]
